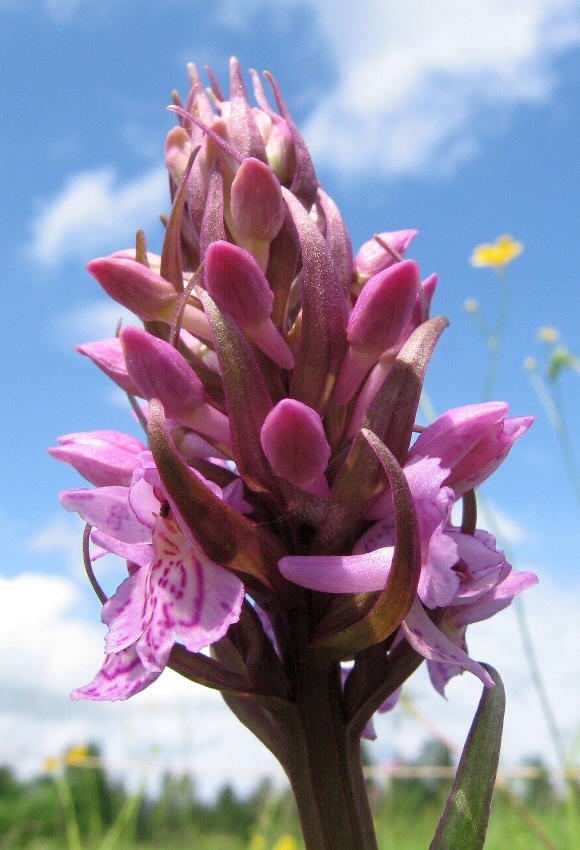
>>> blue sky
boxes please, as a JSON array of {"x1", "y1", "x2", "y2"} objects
[{"x1": 1, "y1": 0, "x2": 579, "y2": 796}]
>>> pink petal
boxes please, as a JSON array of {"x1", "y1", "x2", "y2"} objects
[
  {"x1": 279, "y1": 547, "x2": 394, "y2": 593},
  {"x1": 50, "y1": 430, "x2": 146, "y2": 488},
  {"x1": 401, "y1": 598, "x2": 495, "y2": 693},
  {"x1": 103, "y1": 565, "x2": 149, "y2": 653},
  {"x1": 418, "y1": 526, "x2": 460, "y2": 608},
  {"x1": 61, "y1": 487, "x2": 151, "y2": 544},
  {"x1": 136, "y1": 516, "x2": 244, "y2": 671},
  {"x1": 91, "y1": 529, "x2": 153, "y2": 568},
  {"x1": 71, "y1": 645, "x2": 160, "y2": 702}
]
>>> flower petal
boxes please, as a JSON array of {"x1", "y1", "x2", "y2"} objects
[
  {"x1": 279, "y1": 547, "x2": 394, "y2": 593},
  {"x1": 91, "y1": 529, "x2": 153, "y2": 568},
  {"x1": 402, "y1": 598, "x2": 495, "y2": 693},
  {"x1": 61, "y1": 487, "x2": 151, "y2": 544},
  {"x1": 103, "y1": 564, "x2": 149, "y2": 653},
  {"x1": 136, "y1": 515, "x2": 244, "y2": 671},
  {"x1": 71, "y1": 645, "x2": 160, "y2": 702}
]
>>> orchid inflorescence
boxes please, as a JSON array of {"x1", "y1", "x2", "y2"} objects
[{"x1": 51, "y1": 58, "x2": 537, "y2": 849}]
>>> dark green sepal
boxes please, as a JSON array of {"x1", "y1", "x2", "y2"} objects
[
  {"x1": 306, "y1": 429, "x2": 421, "y2": 666},
  {"x1": 312, "y1": 316, "x2": 448, "y2": 556}
]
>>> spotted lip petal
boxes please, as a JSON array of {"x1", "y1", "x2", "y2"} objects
[
  {"x1": 128, "y1": 514, "x2": 244, "y2": 672},
  {"x1": 71, "y1": 645, "x2": 161, "y2": 702}
]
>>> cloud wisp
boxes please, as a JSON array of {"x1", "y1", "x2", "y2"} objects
[
  {"x1": 299, "y1": 0, "x2": 580, "y2": 178},
  {"x1": 29, "y1": 166, "x2": 168, "y2": 267}
]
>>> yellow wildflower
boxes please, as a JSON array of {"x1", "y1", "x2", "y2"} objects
[
  {"x1": 537, "y1": 326, "x2": 561, "y2": 344},
  {"x1": 470, "y1": 235, "x2": 524, "y2": 269},
  {"x1": 44, "y1": 755, "x2": 61, "y2": 773},
  {"x1": 249, "y1": 835, "x2": 267, "y2": 850},
  {"x1": 272, "y1": 836, "x2": 299, "y2": 850},
  {"x1": 64, "y1": 745, "x2": 91, "y2": 766}
]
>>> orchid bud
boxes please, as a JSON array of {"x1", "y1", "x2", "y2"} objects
[
  {"x1": 49, "y1": 431, "x2": 146, "y2": 487},
  {"x1": 165, "y1": 126, "x2": 193, "y2": 184},
  {"x1": 334, "y1": 260, "x2": 419, "y2": 405},
  {"x1": 120, "y1": 326, "x2": 231, "y2": 444},
  {"x1": 249, "y1": 68, "x2": 297, "y2": 184},
  {"x1": 353, "y1": 229, "x2": 418, "y2": 289},
  {"x1": 408, "y1": 403, "x2": 534, "y2": 495},
  {"x1": 204, "y1": 240, "x2": 294, "y2": 369},
  {"x1": 75, "y1": 337, "x2": 140, "y2": 395},
  {"x1": 260, "y1": 399, "x2": 330, "y2": 497},
  {"x1": 264, "y1": 115, "x2": 297, "y2": 185},
  {"x1": 227, "y1": 157, "x2": 284, "y2": 271},
  {"x1": 230, "y1": 157, "x2": 284, "y2": 243},
  {"x1": 87, "y1": 256, "x2": 212, "y2": 342}
]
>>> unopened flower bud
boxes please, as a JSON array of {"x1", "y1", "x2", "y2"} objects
[
  {"x1": 353, "y1": 229, "x2": 418, "y2": 289},
  {"x1": 75, "y1": 337, "x2": 140, "y2": 395},
  {"x1": 334, "y1": 260, "x2": 419, "y2": 405},
  {"x1": 87, "y1": 257, "x2": 212, "y2": 341},
  {"x1": 165, "y1": 126, "x2": 193, "y2": 184},
  {"x1": 230, "y1": 157, "x2": 284, "y2": 243},
  {"x1": 264, "y1": 115, "x2": 297, "y2": 185},
  {"x1": 120, "y1": 326, "x2": 231, "y2": 444},
  {"x1": 204, "y1": 240, "x2": 294, "y2": 369},
  {"x1": 260, "y1": 399, "x2": 330, "y2": 497}
]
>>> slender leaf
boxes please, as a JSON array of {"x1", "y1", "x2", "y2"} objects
[
  {"x1": 284, "y1": 188, "x2": 348, "y2": 414},
  {"x1": 160, "y1": 146, "x2": 198, "y2": 292},
  {"x1": 429, "y1": 664, "x2": 505, "y2": 850}
]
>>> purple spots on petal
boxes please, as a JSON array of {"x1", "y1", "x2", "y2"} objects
[{"x1": 108, "y1": 503, "x2": 132, "y2": 531}]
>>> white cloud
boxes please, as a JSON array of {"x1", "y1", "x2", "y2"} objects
[
  {"x1": 43, "y1": 0, "x2": 83, "y2": 22},
  {"x1": 374, "y1": 572, "x2": 580, "y2": 776},
  {"x1": 0, "y1": 0, "x2": 105, "y2": 24},
  {"x1": 0, "y1": 569, "x2": 282, "y2": 798},
  {"x1": 28, "y1": 513, "x2": 86, "y2": 578},
  {"x1": 55, "y1": 301, "x2": 141, "y2": 347},
  {"x1": 29, "y1": 166, "x2": 168, "y2": 266},
  {"x1": 295, "y1": 0, "x2": 580, "y2": 178}
]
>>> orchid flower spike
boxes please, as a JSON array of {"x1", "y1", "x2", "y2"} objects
[{"x1": 52, "y1": 60, "x2": 537, "y2": 850}]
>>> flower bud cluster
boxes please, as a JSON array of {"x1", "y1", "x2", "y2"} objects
[{"x1": 51, "y1": 59, "x2": 536, "y2": 726}]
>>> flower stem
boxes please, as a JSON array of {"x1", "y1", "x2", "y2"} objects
[
  {"x1": 287, "y1": 663, "x2": 378, "y2": 850},
  {"x1": 223, "y1": 659, "x2": 378, "y2": 850}
]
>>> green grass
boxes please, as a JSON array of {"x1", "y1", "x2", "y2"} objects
[{"x1": 1, "y1": 751, "x2": 577, "y2": 850}]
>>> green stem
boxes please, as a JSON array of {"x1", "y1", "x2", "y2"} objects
[
  {"x1": 54, "y1": 775, "x2": 83, "y2": 850},
  {"x1": 481, "y1": 269, "x2": 510, "y2": 401},
  {"x1": 288, "y1": 663, "x2": 378, "y2": 850},
  {"x1": 223, "y1": 662, "x2": 378, "y2": 850}
]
